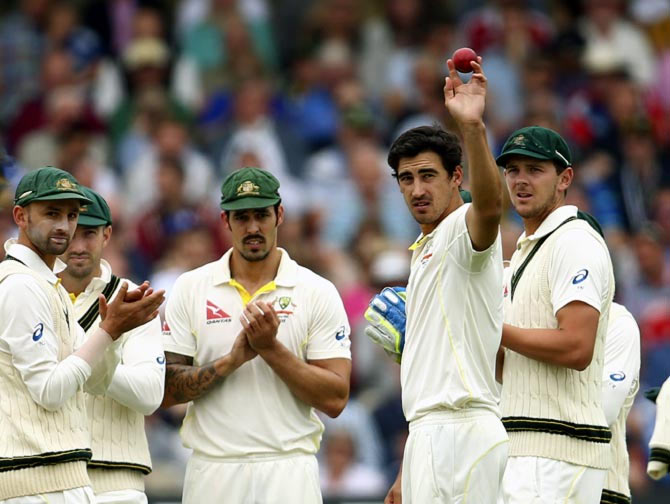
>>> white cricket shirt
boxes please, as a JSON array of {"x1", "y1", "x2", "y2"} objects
[
  {"x1": 70, "y1": 260, "x2": 165, "y2": 415},
  {"x1": 163, "y1": 248, "x2": 351, "y2": 459},
  {"x1": 0, "y1": 240, "x2": 91, "y2": 409},
  {"x1": 401, "y1": 203, "x2": 504, "y2": 422},
  {"x1": 602, "y1": 302, "x2": 640, "y2": 499}
]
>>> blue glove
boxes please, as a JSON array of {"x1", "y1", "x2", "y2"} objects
[{"x1": 364, "y1": 287, "x2": 407, "y2": 359}]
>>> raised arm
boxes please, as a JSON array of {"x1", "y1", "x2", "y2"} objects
[{"x1": 444, "y1": 57, "x2": 502, "y2": 250}]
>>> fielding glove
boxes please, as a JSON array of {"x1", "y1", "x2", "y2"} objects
[{"x1": 364, "y1": 287, "x2": 406, "y2": 361}]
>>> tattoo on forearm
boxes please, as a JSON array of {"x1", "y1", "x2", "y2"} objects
[{"x1": 163, "y1": 352, "x2": 225, "y2": 405}]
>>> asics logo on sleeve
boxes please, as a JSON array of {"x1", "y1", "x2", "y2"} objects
[
  {"x1": 156, "y1": 356, "x2": 166, "y2": 365},
  {"x1": 609, "y1": 371, "x2": 625, "y2": 382},
  {"x1": 572, "y1": 269, "x2": 589, "y2": 284},
  {"x1": 335, "y1": 326, "x2": 346, "y2": 340},
  {"x1": 32, "y1": 322, "x2": 44, "y2": 342}
]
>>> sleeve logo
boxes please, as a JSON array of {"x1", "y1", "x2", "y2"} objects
[
  {"x1": 156, "y1": 356, "x2": 166, "y2": 365},
  {"x1": 571, "y1": 269, "x2": 589, "y2": 284},
  {"x1": 32, "y1": 322, "x2": 44, "y2": 342},
  {"x1": 609, "y1": 371, "x2": 625, "y2": 382},
  {"x1": 335, "y1": 326, "x2": 346, "y2": 340}
]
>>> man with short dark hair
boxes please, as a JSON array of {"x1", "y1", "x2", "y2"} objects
[
  {"x1": 497, "y1": 126, "x2": 615, "y2": 502},
  {"x1": 59, "y1": 187, "x2": 165, "y2": 504},
  {"x1": 162, "y1": 167, "x2": 352, "y2": 503},
  {"x1": 0, "y1": 167, "x2": 164, "y2": 503},
  {"x1": 380, "y1": 56, "x2": 507, "y2": 504}
]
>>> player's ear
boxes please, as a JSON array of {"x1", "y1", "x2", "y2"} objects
[
  {"x1": 102, "y1": 225, "x2": 112, "y2": 246},
  {"x1": 276, "y1": 205, "x2": 284, "y2": 227},
  {"x1": 12, "y1": 205, "x2": 28, "y2": 229},
  {"x1": 452, "y1": 165, "x2": 464, "y2": 186},
  {"x1": 558, "y1": 166, "x2": 573, "y2": 193},
  {"x1": 221, "y1": 211, "x2": 232, "y2": 231}
]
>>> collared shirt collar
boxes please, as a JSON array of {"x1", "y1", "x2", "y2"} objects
[
  {"x1": 4, "y1": 239, "x2": 66, "y2": 285},
  {"x1": 81, "y1": 258, "x2": 112, "y2": 293},
  {"x1": 408, "y1": 206, "x2": 458, "y2": 251},
  {"x1": 516, "y1": 205, "x2": 578, "y2": 247},
  {"x1": 211, "y1": 248, "x2": 298, "y2": 287}
]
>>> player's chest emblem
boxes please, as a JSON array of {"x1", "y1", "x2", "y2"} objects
[
  {"x1": 206, "y1": 300, "x2": 232, "y2": 324},
  {"x1": 503, "y1": 283, "x2": 509, "y2": 298},
  {"x1": 271, "y1": 295, "x2": 297, "y2": 323},
  {"x1": 419, "y1": 241, "x2": 434, "y2": 268}
]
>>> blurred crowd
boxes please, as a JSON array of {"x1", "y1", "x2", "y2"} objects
[{"x1": 0, "y1": 0, "x2": 669, "y2": 500}]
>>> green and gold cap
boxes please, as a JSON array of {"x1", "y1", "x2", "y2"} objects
[
  {"x1": 78, "y1": 187, "x2": 112, "y2": 227},
  {"x1": 14, "y1": 166, "x2": 92, "y2": 207},
  {"x1": 496, "y1": 126, "x2": 572, "y2": 169},
  {"x1": 220, "y1": 167, "x2": 281, "y2": 211}
]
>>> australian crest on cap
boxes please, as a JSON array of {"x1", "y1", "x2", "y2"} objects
[
  {"x1": 512, "y1": 134, "x2": 525, "y2": 146},
  {"x1": 56, "y1": 178, "x2": 77, "y2": 191},
  {"x1": 237, "y1": 180, "x2": 260, "y2": 197}
]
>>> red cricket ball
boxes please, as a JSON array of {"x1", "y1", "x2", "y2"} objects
[{"x1": 452, "y1": 47, "x2": 478, "y2": 73}]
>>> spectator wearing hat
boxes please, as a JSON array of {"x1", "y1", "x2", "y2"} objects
[
  {"x1": 109, "y1": 37, "x2": 192, "y2": 155},
  {"x1": 161, "y1": 167, "x2": 352, "y2": 504}
]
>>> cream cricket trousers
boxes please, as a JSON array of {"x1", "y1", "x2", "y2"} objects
[
  {"x1": 501, "y1": 456, "x2": 606, "y2": 504},
  {"x1": 183, "y1": 452, "x2": 322, "y2": 504},
  {"x1": 0, "y1": 486, "x2": 95, "y2": 504},
  {"x1": 402, "y1": 409, "x2": 509, "y2": 504},
  {"x1": 95, "y1": 489, "x2": 147, "y2": 504}
]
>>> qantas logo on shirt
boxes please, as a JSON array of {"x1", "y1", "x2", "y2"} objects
[
  {"x1": 162, "y1": 320, "x2": 170, "y2": 333},
  {"x1": 206, "y1": 300, "x2": 231, "y2": 324}
]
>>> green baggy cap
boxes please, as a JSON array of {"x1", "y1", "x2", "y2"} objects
[
  {"x1": 14, "y1": 166, "x2": 92, "y2": 207},
  {"x1": 496, "y1": 126, "x2": 572, "y2": 169},
  {"x1": 78, "y1": 187, "x2": 112, "y2": 227},
  {"x1": 220, "y1": 167, "x2": 281, "y2": 211}
]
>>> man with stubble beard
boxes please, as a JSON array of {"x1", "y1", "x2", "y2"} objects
[
  {"x1": 59, "y1": 187, "x2": 165, "y2": 504},
  {"x1": 161, "y1": 167, "x2": 352, "y2": 504},
  {"x1": 0, "y1": 167, "x2": 164, "y2": 504},
  {"x1": 497, "y1": 126, "x2": 615, "y2": 503}
]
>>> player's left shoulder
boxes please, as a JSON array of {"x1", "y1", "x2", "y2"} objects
[
  {"x1": 440, "y1": 201, "x2": 470, "y2": 236},
  {"x1": 295, "y1": 264, "x2": 338, "y2": 296},
  {"x1": 561, "y1": 219, "x2": 608, "y2": 251}
]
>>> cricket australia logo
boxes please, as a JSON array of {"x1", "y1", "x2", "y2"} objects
[
  {"x1": 237, "y1": 180, "x2": 260, "y2": 197},
  {"x1": 56, "y1": 178, "x2": 77, "y2": 191},
  {"x1": 420, "y1": 241, "x2": 434, "y2": 267},
  {"x1": 272, "y1": 296, "x2": 296, "y2": 323}
]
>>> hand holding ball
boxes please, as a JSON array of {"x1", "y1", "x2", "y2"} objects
[{"x1": 452, "y1": 47, "x2": 478, "y2": 73}]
